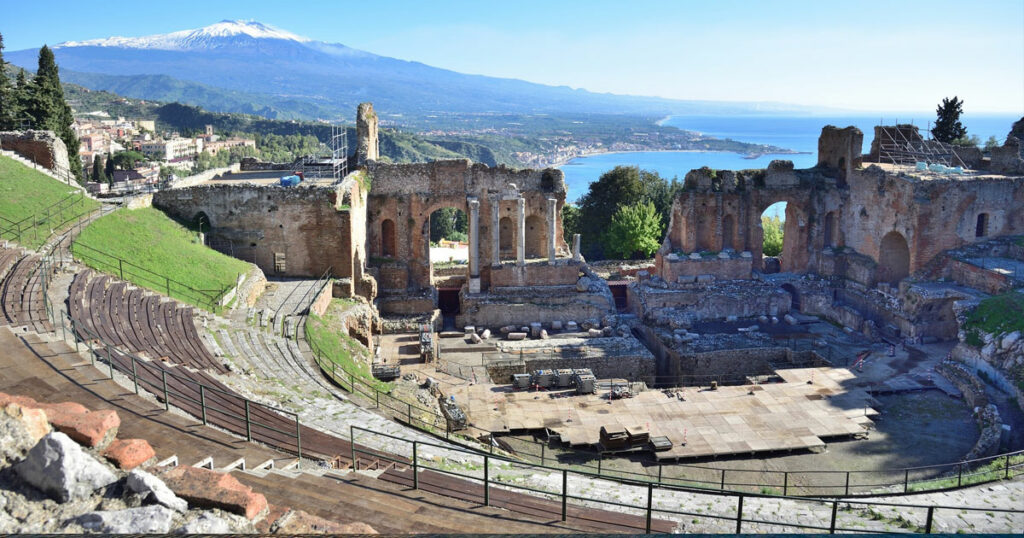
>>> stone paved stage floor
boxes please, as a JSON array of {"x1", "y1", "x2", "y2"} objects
[{"x1": 448, "y1": 367, "x2": 878, "y2": 461}]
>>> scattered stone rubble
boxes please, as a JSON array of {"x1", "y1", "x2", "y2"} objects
[{"x1": 0, "y1": 392, "x2": 375, "y2": 534}]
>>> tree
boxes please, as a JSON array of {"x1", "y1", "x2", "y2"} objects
[
  {"x1": 983, "y1": 136, "x2": 1001, "y2": 151},
  {"x1": 561, "y1": 203, "x2": 581, "y2": 240},
  {"x1": 932, "y1": 96, "x2": 967, "y2": 143},
  {"x1": 109, "y1": 150, "x2": 145, "y2": 170},
  {"x1": 25, "y1": 46, "x2": 83, "y2": 180},
  {"x1": 0, "y1": 32, "x2": 18, "y2": 130},
  {"x1": 91, "y1": 155, "x2": 104, "y2": 183},
  {"x1": 429, "y1": 207, "x2": 467, "y2": 243},
  {"x1": 104, "y1": 153, "x2": 114, "y2": 181},
  {"x1": 762, "y1": 216, "x2": 784, "y2": 257},
  {"x1": 604, "y1": 201, "x2": 663, "y2": 259}
]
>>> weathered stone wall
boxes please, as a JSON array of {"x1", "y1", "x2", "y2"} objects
[
  {"x1": 0, "y1": 130, "x2": 71, "y2": 173},
  {"x1": 457, "y1": 287, "x2": 612, "y2": 328},
  {"x1": 356, "y1": 103, "x2": 379, "y2": 166},
  {"x1": 153, "y1": 178, "x2": 363, "y2": 280},
  {"x1": 656, "y1": 254, "x2": 753, "y2": 282},
  {"x1": 489, "y1": 260, "x2": 579, "y2": 288}
]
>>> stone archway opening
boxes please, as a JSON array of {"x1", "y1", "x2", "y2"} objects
[
  {"x1": 380, "y1": 218, "x2": 396, "y2": 258},
  {"x1": 823, "y1": 211, "x2": 837, "y2": 247},
  {"x1": 428, "y1": 207, "x2": 468, "y2": 268},
  {"x1": 781, "y1": 283, "x2": 801, "y2": 312},
  {"x1": 877, "y1": 231, "x2": 910, "y2": 285},
  {"x1": 525, "y1": 214, "x2": 546, "y2": 258},
  {"x1": 722, "y1": 214, "x2": 736, "y2": 251},
  {"x1": 760, "y1": 201, "x2": 787, "y2": 273},
  {"x1": 499, "y1": 216, "x2": 515, "y2": 260},
  {"x1": 975, "y1": 213, "x2": 989, "y2": 238}
]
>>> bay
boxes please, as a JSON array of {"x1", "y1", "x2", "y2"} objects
[{"x1": 558, "y1": 113, "x2": 1020, "y2": 202}]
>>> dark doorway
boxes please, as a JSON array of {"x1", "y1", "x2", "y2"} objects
[
  {"x1": 608, "y1": 281, "x2": 628, "y2": 312},
  {"x1": 437, "y1": 287, "x2": 461, "y2": 331},
  {"x1": 781, "y1": 283, "x2": 801, "y2": 312},
  {"x1": 975, "y1": 213, "x2": 988, "y2": 238}
]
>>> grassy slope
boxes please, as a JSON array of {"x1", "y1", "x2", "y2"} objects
[
  {"x1": 74, "y1": 207, "x2": 250, "y2": 308},
  {"x1": 305, "y1": 299, "x2": 391, "y2": 393},
  {"x1": 0, "y1": 156, "x2": 100, "y2": 248}
]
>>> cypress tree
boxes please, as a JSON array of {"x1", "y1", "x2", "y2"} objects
[
  {"x1": 27, "y1": 45, "x2": 83, "y2": 181},
  {"x1": 0, "y1": 32, "x2": 18, "y2": 130},
  {"x1": 932, "y1": 96, "x2": 967, "y2": 144},
  {"x1": 91, "y1": 154, "x2": 103, "y2": 183},
  {"x1": 104, "y1": 152, "x2": 114, "y2": 182}
]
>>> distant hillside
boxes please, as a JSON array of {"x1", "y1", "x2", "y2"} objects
[{"x1": 7, "y1": 20, "x2": 828, "y2": 126}]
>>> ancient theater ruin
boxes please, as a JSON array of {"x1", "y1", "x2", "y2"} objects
[{"x1": 150, "y1": 105, "x2": 1024, "y2": 467}]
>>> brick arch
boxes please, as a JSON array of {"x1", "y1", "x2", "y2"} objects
[{"x1": 877, "y1": 230, "x2": 910, "y2": 285}]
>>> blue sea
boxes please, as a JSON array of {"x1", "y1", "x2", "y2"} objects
[{"x1": 558, "y1": 113, "x2": 1020, "y2": 203}]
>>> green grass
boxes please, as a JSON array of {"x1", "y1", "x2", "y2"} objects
[
  {"x1": 907, "y1": 454, "x2": 1024, "y2": 492},
  {"x1": 0, "y1": 156, "x2": 100, "y2": 249},
  {"x1": 73, "y1": 207, "x2": 251, "y2": 310},
  {"x1": 305, "y1": 298, "x2": 392, "y2": 393},
  {"x1": 963, "y1": 292, "x2": 1024, "y2": 345}
]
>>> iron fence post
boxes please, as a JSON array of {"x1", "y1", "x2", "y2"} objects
[
  {"x1": 924, "y1": 506, "x2": 934, "y2": 534},
  {"x1": 483, "y1": 454, "x2": 490, "y2": 506},
  {"x1": 645, "y1": 481, "x2": 653, "y2": 534},
  {"x1": 106, "y1": 344, "x2": 114, "y2": 379},
  {"x1": 783, "y1": 472, "x2": 788, "y2": 496},
  {"x1": 118, "y1": 258, "x2": 123, "y2": 279},
  {"x1": 957, "y1": 462, "x2": 963, "y2": 488},
  {"x1": 200, "y1": 386, "x2": 207, "y2": 425},
  {"x1": 541, "y1": 443, "x2": 545, "y2": 466},
  {"x1": 904, "y1": 469, "x2": 909, "y2": 493},
  {"x1": 131, "y1": 357, "x2": 138, "y2": 394},
  {"x1": 161, "y1": 370, "x2": 169, "y2": 410},
  {"x1": 844, "y1": 471, "x2": 850, "y2": 495},
  {"x1": 735, "y1": 494, "x2": 743, "y2": 534},
  {"x1": 350, "y1": 425, "x2": 356, "y2": 469},
  {"x1": 1005, "y1": 454, "x2": 1011, "y2": 479},
  {"x1": 561, "y1": 469, "x2": 567, "y2": 521},
  {"x1": 412, "y1": 441, "x2": 419, "y2": 490},
  {"x1": 657, "y1": 464, "x2": 663, "y2": 484},
  {"x1": 244, "y1": 400, "x2": 252, "y2": 442},
  {"x1": 407, "y1": 402, "x2": 411, "y2": 424},
  {"x1": 295, "y1": 415, "x2": 301, "y2": 460},
  {"x1": 721, "y1": 468, "x2": 726, "y2": 490},
  {"x1": 829, "y1": 500, "x2": 838, "y2": 533}
]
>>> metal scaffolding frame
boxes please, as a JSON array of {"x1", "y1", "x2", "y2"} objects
[
  {"x1": 295, "y1": 124, "x2": 348, "y2": 183},
  {"x1": 874, "y1": 121, "x2": 970, "y2": 169}
]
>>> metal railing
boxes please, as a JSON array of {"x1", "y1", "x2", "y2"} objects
[
  {"x1": 0, "y1": 192, "x2": 96, "y2": 248},
  {"x1": 69, "y1": 241, "x2": 235, "y2": 312},
  {"x1": 351, "y1": 425, "x2": 1024, "y2": 534}
]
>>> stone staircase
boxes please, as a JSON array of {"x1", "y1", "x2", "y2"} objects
[{"x1": 0, "y1": 149, "x2": 87, "y2": 193}]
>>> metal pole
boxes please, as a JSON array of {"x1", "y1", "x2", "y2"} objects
[
  {"x1": 483, "y1": 454, "x2": 490, "y2": 506},
  {"x1": 295, "y1": 416, "x2": 301, "y2": 460},
  {"x1": 541, "y1": 443, "x2": 545, "y2": 466},
  {"x1": 350, "y1": 425, "x2": 356, "y2": 469},
  {"x1": 783, "y1": 472, "x2": 788, "y2": 496},
  {"x1": 735, "y1": 494, "x2": 743, "y2": 534},
  {"x1": 413, "y1": 441, "x2": 419, "y2": 490},
  {"x1": 957, "y1": 462, "x2": 963, "y2": 488},
  {"x1": 161, "y1": 370, "x2": 169, "y2": 410},
  {"x1": 657, "y1": 464, "x2": 662, "y2": 484},
  {"x1": 200, "y1": 386, "x2": 207, "y2": 425},
  {"x1": 1006, "y1": 454, "x2": 1011, "y2": 479},
  {"x1": 924, "y1": 506, "x2": 934, "y2": 534},
  {"x1": 645, "y1": 482, "x2": 653, "y2": 534},
  {"x1": 131, "y1": 357, "x2": 138, "y2": 394},
  {"x1": 561, "y1": 469, "x2": 568, "y2": 522},
  {"x1": 721, "y1": 468, "x2": 726, "y2": 490},
  {"x1": 829, "y1": 500, "x2": 838, "y2": 533},
  {"x1": 244, "y1": 400, "x2": 252, "y2": 442},
  {"x1": 904, "y1": 469, "x2": 909, "y2": 493},
  {"x1": 844, "y1": 471, "x2": 850, "y2": 495},
  {"x1": 106, "y1": 345, "x2": 114, "y2": 379}
]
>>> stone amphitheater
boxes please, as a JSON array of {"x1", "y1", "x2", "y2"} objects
[{"x1": 0, "y1": 108, "x2": 1023, "y2": 534}]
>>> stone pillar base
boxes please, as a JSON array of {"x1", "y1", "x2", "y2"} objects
[{"x1": 468, "y1": 277, "x2": 481, "y2": 294}]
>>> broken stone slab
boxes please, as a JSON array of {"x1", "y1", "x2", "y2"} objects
[
  {"x1": 740, "y1": 251, "x2": 753, "y2": 258},
  {"x1": 14, "y1": 431, "x2": 118, "y2": 502},
  {"x1": 588, "y1": 328, "x2": 602, "y2": 338},
  {"x1": 273, "y1": 509, "x2": 377, "y2": 534},
  {"x1": 737, "y1": 325, "x2": 760, "y2": 333},
  {"x1": 0, "y1": 403, "x2": 48, "y2": 467},
  {"x1": 689, "y1": 253, "x2": 702, "y2": 260},
  {"x1": 126, "y1": 469, "x2": 188, "y2": 513},
  {"x1": 575, "y1": 277, "x2": 593, "y2": 292},
  {"x1": 2, "y1": 402, "x2": 50, "y2": 444},
  {"x1": 174, "y1": 512, "x2": 234, "y2": 534},
  {"x1": 529, "y1": 322, "x2": 542, "y2": 338},
  {"x1": 565, "y1": 321, "x2": 578, "y2": 331},
  {"x1": 784, "y1": 314, "x2": 798, "y2": 325},
  {"x1": 506, "y1": 332, "x2": 527, "y2": 341},
  {"x1": 696, "y1": 274, "x2": 715, "y2": 285},
  {"x1": 103, "y1": 438, "x2": 156, "y2": 470},
  {"x1": 539, "y1": 329, "x2": 549, "y2": 340},
  {"x1": 551, "y1": 320, "x2": 563, "y2": 331},
  {"x1": 469, "y1": 332, "x2": 482, "y2": 344},
  {"x1": 159, "y1": 465, "x2": 268, "y2": 520},
  {"x1": 0, "y1": 394, "x2": 119, "y2": 448},
  {"x1": 480, "y1": 329, "x2": 491, "y2": 340},
  {"x1": 758, "y1": 315, "x2": 769, "y2": 324},
  {"x1": 718, "y1": 251, "x2": 731, "y2": 259},
  {"x1": 666, "y1": 253, "x2": 679, "y2": 261},
  {"x1": 76, "y1": 505, "x2": 175, "y2": 534},
  {"x1": 677, "y1": 275, "x2": 696, "y2": 284},
  {"x1": 464, "y1": 326, "x2": 475, "y2": 335},
  {"x1": 601, "y1": 326, "x2": 613, "y2": 336},
  {"x1": 771, "y1": 316, "x2": 779, "y2": 324},
  {"x1": 726, "y1": 315, "x2": 738, "y2": 322},
  {"x1": 499, "y1": 325, "x2": 516, "y2": 335}
]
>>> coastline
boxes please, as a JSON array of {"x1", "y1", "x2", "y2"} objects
[{"x1": 547, "y1": 147, "x2": 809, "y2": 169}]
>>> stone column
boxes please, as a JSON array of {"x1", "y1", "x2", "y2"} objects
[
  {"x1": 572, "y1": 234, "x2": 581, "y2": 261},
  {"x1": 468, "y1": 197, "x2": 480, "y2": 293},
  {"x1": 516, "y1": 197, "x2": 526, "y2": 266},
  {"x1": 546, "y1": 198, "x2": 557, "y2": 263},
  {"x1": 490, "y1": 196, "x2": 501, "y2": 266}
]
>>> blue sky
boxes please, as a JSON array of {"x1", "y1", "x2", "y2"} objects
[{"x1": 3, "y1": 0, "x2": 1022, "y2": 113}]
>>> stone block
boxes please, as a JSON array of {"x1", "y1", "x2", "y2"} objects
[
  {"x1": 480, "y1": 329, "x2": 491, "y2": 340},
  {"x1": 677, "y1": 275, "x2": 696, "y2": 284},
  {"x1": 601, "y1": 326, "x2": 613, "y2": 336},
  {"x1": 565, "y1": 321, "x2": 578, "y2": 331},
  {"x1": 464, "y1": 326, "x2": 476, "y2": 335},
  {"x1": 689, "y1": 253, "x2": 702, "y2": 260},
  {"x1": 159, "y1": 465, "x2": 268, "y2": 520},
  {"x1": 696, "y1": 274, "x2": 715, "y2": 285},
  {"x1": 76, "y1": 506, "x2": 175, "y2": 534},
  {"x1": 718, "y1": 251, "x2": 730, "y2": 259},
  {"x1": 529, "y1": 322, "x2": 542, "y2": 338},
  {"x1": 175, "y1": 513, "x2": 234, "y2": 534},
  {"x1": 274, "y1": 509, "x2": 377, "y2": 534},
  {"x1": 14, "y1": 431, "x2": 118, "y2": 502},
  {"x1": 784, "y1": 314, "x2": 798, "y2": 325},
  {"x1": 469, "y1": 332, "x2": 482, "y2": 344},
  {"x1": 103, "y1": 439, "x2": 156, "y2": 470},
  {"x1": 2, "y1": 402, "x2": 50, "y2": 443},
  {"x1": 540, "y1": 329, "x2": 549, "y2": 339},
  {"x1": 507, "y1": 332, "x2": 527, "y2": 340},
  {"x1": 126, "y1": 469, "x2": 188, "y2": 512},
  {"x1": 726, "y1": 315, "x2": 738, "y2": 322},
  {"x1": 551, "y1": 320, "x2": 563, "y2": 330},
  {"x1": 41, "y1": 404, "x2": 120, "y2": 449},
  {"x1": 588, "y1": 328, "x2": 602, "y2": 338},
  {"x1": 740, "y1": 251, "x2": 752, "y2": 258}
]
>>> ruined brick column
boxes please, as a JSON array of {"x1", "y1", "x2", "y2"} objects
[
  {"x1": 573, "y1": 234, "x2": 581, "y2": 261},
  {"x1": 468, "y1": 197, "x2": 481, "y2": 293},
  {"x1": 490, "y1": 195, "x2": 501, "y2": 266},
  {"x1": 546, "y1": 198, "x2": 557, "y2": 262},
  {"x1": 516, "y1": 197, "x2": 526, "y2": 266}
]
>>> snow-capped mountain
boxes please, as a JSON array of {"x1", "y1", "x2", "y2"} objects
[
  {"x1": 56, "y1": 20, "x2": 311, "y2": 51},
  {"x1": 8, "y1": 20, "x2": 809, "y2": 121}
]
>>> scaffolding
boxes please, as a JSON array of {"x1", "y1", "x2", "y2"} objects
[
  {"x1": 295, "y1": 124, "x2": 348, "y2": 183},
  {"x1": 873, "y1": 121, "x2": 970, "y2": 170}
]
